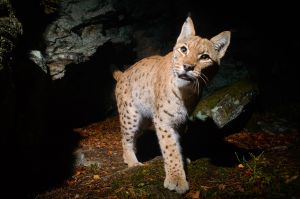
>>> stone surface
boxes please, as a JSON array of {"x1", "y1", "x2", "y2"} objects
[
  {"x1": 30, "y1": 0, "x2": 179, "y2": 80},
  {"x1": 31, "y1": 0, "x2": 133, "y2": 79},
  {"x1": 191, "y1": 80, "x2": 259, "y2": 128}
]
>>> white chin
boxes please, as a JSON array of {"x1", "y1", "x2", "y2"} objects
[{"x1": 176, "y1": 77, "x2": 192, "y2": 87}]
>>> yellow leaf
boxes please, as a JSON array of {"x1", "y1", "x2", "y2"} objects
[
  {"x1": 93, "y1": 175, "x2": 100, "y2": 180},
  {"x1": 75, "y1": 171, "x2": 81, "y2": 176},
  {"x1": 187, "y1": 191, "x2": 200, "y2": 199}
]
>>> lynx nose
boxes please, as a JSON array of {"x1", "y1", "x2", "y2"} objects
[{"x1": 183, "y1": 64, "x2": 195, "y2": 72}]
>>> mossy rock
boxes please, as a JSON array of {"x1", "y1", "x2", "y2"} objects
[
  {"x1": 0, "y1": 0, "x2": 22, "y2": 71},
  {"x1": 191, "y1": 80, "x2": 259, "y2": 128}
]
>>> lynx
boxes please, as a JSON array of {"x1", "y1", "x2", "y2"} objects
[{"x1": 113, "y1": 17, "x2": 230, "y2": 193}]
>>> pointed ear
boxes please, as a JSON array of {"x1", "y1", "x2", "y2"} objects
[
  {"x1": 210, "y1": 31, "x2": 231, "y2": 59},
  {"x1": 176, "y1": 17, "x2": 196, "y2": 43}
]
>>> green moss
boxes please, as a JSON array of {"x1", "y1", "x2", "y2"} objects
[
  {"x1": 110, "y1": 157, "x2": 180, "y2": 198},
  {"x1": 109, "y1": 147, "x2": 299, "y2": 198},
  {"x1": 188, "y1": 158, "x2": 211, "y2": 177},
  {"x1": 191, "y1": 79, "x2": 259, "y2": 122}
]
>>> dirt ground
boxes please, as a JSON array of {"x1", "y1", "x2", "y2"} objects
[{"x1": 35, "y1": 112, "x2": 300, "y2": 199}]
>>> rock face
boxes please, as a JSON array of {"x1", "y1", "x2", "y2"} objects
[
  {"x1": 31, "y1": 0, "x2": 133, "y2": 79},
  {"x1": 191, "y1": 80, "x2": 259, "y2": 128},
  {"x1": 30, "y1": 0, "x2": 177, "y2": 80}
]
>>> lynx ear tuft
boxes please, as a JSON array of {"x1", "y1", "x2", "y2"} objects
[
  {"x1": 176, "y1": 17, "x2": 195, "y2": 43},
  {"x1": 210, "y1": 31, "x2": 231, "y2": 59}
]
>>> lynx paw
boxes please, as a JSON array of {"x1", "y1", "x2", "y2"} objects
[
  {"x1": 126, "y1": 161, "x2": 143, "y2": 168},
  {"x1": 123, "y1": 151, "x2": 143, "y2": 168},
  {"x1": 164, "y1": 175, "x2": 189, "y2": 194}
]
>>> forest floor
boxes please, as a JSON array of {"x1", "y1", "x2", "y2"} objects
[{"x1": 35, "y1": 109, "x2": 300, "y2": 199}]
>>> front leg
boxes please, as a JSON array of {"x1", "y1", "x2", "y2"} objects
[{"x1": 154, "y1": 118, "x2": 189, "y2": 194}]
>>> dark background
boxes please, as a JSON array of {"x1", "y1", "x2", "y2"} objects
[{"x1": 1, "y1": 0, "x2": 299, "y2": 198}]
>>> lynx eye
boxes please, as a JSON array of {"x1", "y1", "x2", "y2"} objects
[
  {"x1": 199, "y1": 53, "x2": 210, "y2": 60},
  {"x1": 180, "y1": 46, "x2": 187, "y2": 53}
]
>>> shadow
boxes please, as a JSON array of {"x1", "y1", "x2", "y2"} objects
[
  {"x1": 57, "y1": 42, "x2": 135, "y2": 127},
  {"x1": 2, "y1": 36, "x2": 135, "y2": 199},
  {"x1": 3, "y1": 129, "x2": 81, "y2": 199},
  {"x1": 182, "y1": 104, "x2": 258, "y2": 167},
  {"x1": 1, "y1": 1, "x2": 83, "y2": 197},
  {"x1": 1, "y1": 59, "x2": 82, "y2": 198},
  {"x1": 136, "y1": 129, "x2": 161, "y2": 162},
  {"x1": 135, "y1": 103, "x2": 260, "y2": 167}
]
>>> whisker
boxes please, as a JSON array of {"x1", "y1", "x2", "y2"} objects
[
  {"x1": 196, "y1": 79, "x2": 200, "y2": 95},
  {"x1": 202, "y1": 73, "x2": 209, "y2": 82},
  {"x1": 191, "y1": 76, "x2": 200, "y2": 95},
  {"x1": 199, "y1": 74, "x2": 208, "y2": 85}
]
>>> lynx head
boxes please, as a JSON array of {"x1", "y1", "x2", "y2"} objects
[{"x1": 172, "y1": 17, "x2": 230, "y2": 86}]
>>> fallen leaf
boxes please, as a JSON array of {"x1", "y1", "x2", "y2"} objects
[
  {"x1": 218, "y1": 184, "x2": 226, "y2": 190},
  {"x1": 187, "y1": 190, "x2": 200, "y2": 199},
  {"x1": 93, "y1": 175, "x2": 100, "y2": 180},
  {"x1": 200, "y1": 185, "x2": 209, "y2": 191},
  {"x1": 75, "y1": 171, "x2": 81, "y2": 176},
  {"x1": 238, "y1": 164, "x2": 245, "y2": 169}
]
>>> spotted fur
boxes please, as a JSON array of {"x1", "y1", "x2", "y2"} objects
[{"x1": 113, "y1": 17, "x2": 230, "y2": 194}]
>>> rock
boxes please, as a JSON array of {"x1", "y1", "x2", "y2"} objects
[
  {"x1": 0, "y1": 0, "x2": 23, "y2": 71},
  {"x1": 74, "y1": 148, "x2": 102, "y2": 167},
  {"x1": 202, "y1": 60, "x2": 250, "y2": 97},
  {"x1": 41, "y1": 0, "x2": 60, "y2": 15},
  {"x1": 31, "y1": 0, "x2": 133, "y2": 80},
  {"x1": 191, "y1": 80, "x2": 259, "y2": 128},
  {"x1": 30, "y1": 0, "x2": 179, "y2": 80}
]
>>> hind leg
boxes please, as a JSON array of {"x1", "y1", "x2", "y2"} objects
[{"x1": 118, "y1": 103, "x2": 143, "y2": 167}]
